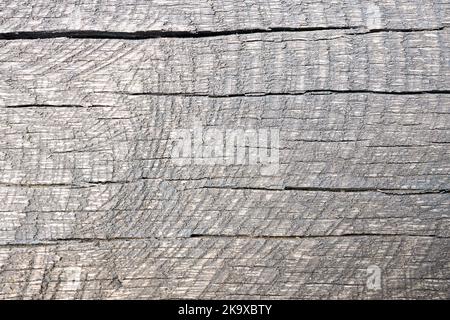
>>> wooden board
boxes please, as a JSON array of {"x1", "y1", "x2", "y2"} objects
[
  {"x1": 0, "y1": 0, "x2": 448, "y2": 300},
  {"x1": 0, "y1": 237, "x2": 448, "y2": 299},
  {"x1": 0, "y1": 0, "x2": 448, "y2": 33},
  {"x1": 1, "y1": 94, "x2": 449, "y2": 189},
  {"x1": 0, "y1": 30, "x2": 449, "y2": 105}
]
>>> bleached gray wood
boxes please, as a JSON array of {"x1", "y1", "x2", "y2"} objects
[
  {"x1": 0, "y1": 237, "x2": 448, "y2": 299},
  {"x1": 0, "y1": 182, "x2": 449, "y2": 244},
  {"x1": 0, "y1": 0, "x2": 448, "y2": 33},
  {"x1": 0, "y1": 29, "x2": 449, "y2": 107},
  {"x1": 0, "y1": 0, "x2": 449, "y2": 300},
  {"x1": 1, "y1": 94, "x2": 448, "y2": 189}
]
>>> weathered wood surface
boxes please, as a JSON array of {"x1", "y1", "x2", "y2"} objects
[
  {"x1": 0, "y1": 0, "x2": 449, "y2": 300},
  {"x1": 0, "y1": 0, "x2": 448, "y2": 33},
  {"x1": 1, "y1": 94, "x2": 449, "y2": 188},
  {"x1": 0, "y1": 237, "x2": 448, "y2": 299},
  {"x1": 0, "y1": 30, "x2": 449, "y2": 104}
]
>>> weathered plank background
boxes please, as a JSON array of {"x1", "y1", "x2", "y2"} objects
[{"x1": 0, "y1": 0, "x2": 449, "y2": 299}]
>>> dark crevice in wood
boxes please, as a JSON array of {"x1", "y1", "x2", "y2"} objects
[
  {"x1": 369, "y1": 190, "x2": 450, "y2": 196},
  {"x1": 1, "y1": 104, "x2": 117, "y2": 109},
  {"x1": 283, "y1": 187, "x2": 450, "y2": 195},
  {"x1": 203, "y1": 186, "x2": 450, "y2": 195},
  {"x1": 0, "y1": 237, "x2": 186, "y2": 248},
  {"x1": 3, "y1": 89, "x2": 449, "y2": 109},
  {"x1": 302, "y1": 89, "x2": 450, "y2": 96},
  {"x1": 0, "y1": 178, "x2": 156, "y2": 187},
  {"x1": 353, "y1": 26, "x2": 447, "y2": 34},
  {"x1": 202, "y1": 186, "x2": 284, "y2": 191},
  {"x1": 189, "y1": 233, "x2": 448, "y2": 240},
  {"x1": 113, "y1": 89, "x2": 450, "y2": 98},
  {"x1": 2, "y1": 181, "x2": 448, "y2": 195},
  {"x1": 0, "y1": 27, "x2": 360, "y2": 40},
  {"x1": 2, "y1": 104, "x2": 86, "y2": 109},
  {"x1": 0, "y1": 182, "x2": 88, "y2": 188},
  {"x1": 1, "y1": 233, "x2": 447, "y2": 248},
  {"x1": 0, "y1": 26, "x2": 445, "y2": 41}
]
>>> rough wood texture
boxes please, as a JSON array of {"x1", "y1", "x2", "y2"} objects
[
  {"x1": 0, "y1": 0, "x2": 449, "y2": 300},
  {"x1": 0, "y1": 0, "x2": 448, "y2": 33},
  {"x1": 0, "y1": 237, "x2": 448, "y2": 299},
  {"x1": 0, "y1": 30, "x2": 449, "y2": 104},
  {"x1": 1, "y1": 94, "x2": 449, "y2": 188}
]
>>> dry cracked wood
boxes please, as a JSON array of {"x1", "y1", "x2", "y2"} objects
[
  {"x1": 1, "y1": 182, "x2": 449, "y2": 243},
  {"x1": 0, "y1": 29, "x2": 449, "y2": 105},
  {"x1": 0, "y1": 0, "x2": 449, "y2": 34},
  {"x1": 0, "y1": 237, "x2": 448, "y2": 299},
  {"x1": 0, "y1": 0, "x2": 449, "y2": 300},
  {"x1": 1, "y1": 94, "x2": 448, "y2": 188}
]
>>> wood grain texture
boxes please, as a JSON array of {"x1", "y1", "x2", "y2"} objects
[
  {"x1": 0, "y1": 29, "x2": 449, "y2": 106},
  {"x1": 0, "y1": 237, "x2": 448, "y2": 300},
  {"x1": 0, "y1": 0, "x2": 448, "y2": 33},
  {"x1": 0, "y1": 182, "x2": 449, "y2": 243},
  {"x1": 0, "y1": 0, "x2": 449, "y2": 300},
  {"x1": 1, "y1": 94, "x2": 448, "y2": 188}
]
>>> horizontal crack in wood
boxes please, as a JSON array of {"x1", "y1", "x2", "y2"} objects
[
  {"x1": 1, "y1": 233, "x2": 447, "y2": 248},
  {"x1": 203, "y1": 186, "x2": 450, "y2": 195},
  {"x1": 0, "y1": 26, "x2": 445, "y2": 41},
  {"x1": 105, "y1": 89, "x2": 450, "y2": 98}
]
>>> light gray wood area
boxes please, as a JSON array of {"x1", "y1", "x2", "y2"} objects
[
  {"x1": 1, "y1": 94, "x2": 448, "y2": 189},
  {"x1": 0, "y1": 29, "x2": 449, "y2": 105},
  {"x1": 0, "y1": 0, "x2": 448, "y2": 300},
  {"x1": 0, "y1": 0, "x2": 448, "y2": 33},
  {"x1": 0, "y1": 182, "x2": 449, "y2": 243},
  {"x1": 0, "y1": 237, "x2": 448, "y2": 299}
]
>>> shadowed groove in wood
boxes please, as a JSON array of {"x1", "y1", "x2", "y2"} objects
[
  {"x1": 0, "y1": 26, "x2": 359, "y2": 40},
  {"x1": 109, "y1": 89, "x2": 450, "y2": 98},
  {"x1": 0, "y1": 26, "x2": 446, "y2": 40}
]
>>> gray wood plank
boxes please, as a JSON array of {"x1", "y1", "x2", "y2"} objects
[
  {"x1": 0, "y1": 29, "x2": 448, "y2": 107},
  {"x1": 0, "y1": 94, "x2": 447, "y2": 250},
  {"x1": 0, "y1": 237, "x2": 448, "y2": 299},
  {"x1": 0, "y1": 0, "x2": 448, "y2": 33},
  {"x1": 0, "y1": 182, "x2": 448, "y2": 244},
  {"x1": 1, "y1": 94, "x2": 448, "y2": 189}
]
